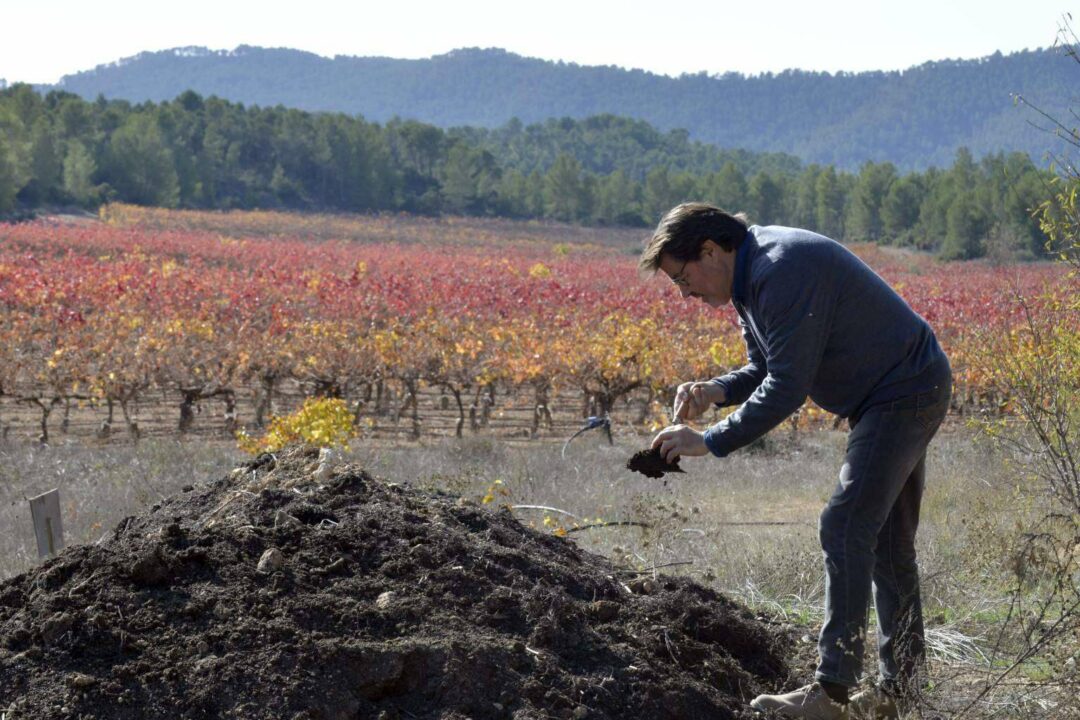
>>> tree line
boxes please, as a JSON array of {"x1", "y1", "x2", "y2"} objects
[
  {"x1": 0, "y1": 84, "x2": 1053, "y2": 259},
  {"x1": 48, "y1": 45, "x2": 1070, "y2": 169}
]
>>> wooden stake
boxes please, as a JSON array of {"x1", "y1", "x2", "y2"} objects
[{"x1": 29, "y1": 489, "x2": 64, "y2": 559}]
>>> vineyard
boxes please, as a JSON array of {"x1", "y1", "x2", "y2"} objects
[{"x1": 0, "y1": 205, "x2": 1068, "y2": 445}]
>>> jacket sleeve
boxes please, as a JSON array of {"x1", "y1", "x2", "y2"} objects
[
  {"x1": 711, "y1": 314, "x2": 767, "y2": 407},
  {"x1": 703, "y1": 265, "x2": 832, "y2": 457}
]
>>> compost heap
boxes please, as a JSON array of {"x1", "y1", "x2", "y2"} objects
[{"x1": 0, "y1": 446, "x2": 793, "y2": 720}]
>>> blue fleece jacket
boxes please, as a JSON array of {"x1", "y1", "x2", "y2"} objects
[{"x1": 702, "y1": 225, "x2": 950, "y2": 458}]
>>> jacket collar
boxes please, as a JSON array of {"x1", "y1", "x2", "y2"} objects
[{"x1": 731, "y1": 227, "x2": 756, "y2": 306}]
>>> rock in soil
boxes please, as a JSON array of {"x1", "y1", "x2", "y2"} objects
[
  {"x1": 0, "y1": 444, "x2": 793, "y2": 719},
  {"x1": 256, "y1": 547, "x2": 285, "y2": 574}
]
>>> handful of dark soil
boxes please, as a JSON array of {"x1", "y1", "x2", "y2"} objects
[{"x1": 626, "y1": 446, "x2": 686, "y2": 478}]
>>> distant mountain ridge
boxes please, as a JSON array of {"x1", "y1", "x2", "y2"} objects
[{"x1": 47, "y1": 45, "x2": 1071, "y2": 170}]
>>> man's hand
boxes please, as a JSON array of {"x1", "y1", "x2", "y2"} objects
[
  {"x1": 651, "y1": 425, "x2": 710, "y2": 463},
  {"x1": 672, "y1": 381, "x2": 726, "y2": 423}
]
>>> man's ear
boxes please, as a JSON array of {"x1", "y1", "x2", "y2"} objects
[
  {"x1": 706, "y1": 238, "x2": 734, "y2": 256},
  {"x1": 700, "y1": 239, "x2": 727, "y2": 257}
]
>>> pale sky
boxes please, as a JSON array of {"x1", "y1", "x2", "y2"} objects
[{"x1": 1, "y1": 0, "x2": 1072, "y2": 85}]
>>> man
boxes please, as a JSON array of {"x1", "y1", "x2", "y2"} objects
[{"x1": 642, "y1": 203, "x2": 951, "y2": 720}]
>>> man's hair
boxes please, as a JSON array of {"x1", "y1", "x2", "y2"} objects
[{"x1": 638, "y1": 203, "x2": 749, "y2": 274}]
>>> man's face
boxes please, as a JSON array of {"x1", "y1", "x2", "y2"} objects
[{"x1": 658, "y1": 240, "x2": 735, "y2": 308}]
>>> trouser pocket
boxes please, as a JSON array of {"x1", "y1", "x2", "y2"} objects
[{"x1": 914, "y1": 385, "x2": 950, "y2": 432}]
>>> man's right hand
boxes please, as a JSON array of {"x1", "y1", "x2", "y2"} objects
[{"x1": 672, "y1": 381, "x2": 727, "y2": 423}]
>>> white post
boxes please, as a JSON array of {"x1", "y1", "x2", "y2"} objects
[{"x1": 29, "y1": 489, "x2": 64, "y2": 559}]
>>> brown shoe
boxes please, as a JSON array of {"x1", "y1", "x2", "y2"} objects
[
  {"x1": 750, "y1": 683, "x2": 850, "y2": 719},
  {"x1": 848, "y1": 686, "x2": 899, "y2": 720}
]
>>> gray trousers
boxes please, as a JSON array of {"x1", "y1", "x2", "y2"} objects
[{"x1": 815, "y1": 379, "x2": 951, "y2": 692}]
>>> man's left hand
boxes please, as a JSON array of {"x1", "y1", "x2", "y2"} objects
[{"x1": 651, "y1": 425, "x2": 710, "y2": 463}]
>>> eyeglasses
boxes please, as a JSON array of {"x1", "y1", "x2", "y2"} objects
[{"x1": 671, "y1": 258, "x2": 691, "y2": 287}]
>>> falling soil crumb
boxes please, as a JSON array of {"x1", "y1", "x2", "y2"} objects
[
  {"x1": 626, "y1": 447, "x2": 686, "y2": 479},
  {"x1": 0, "y1": 445, "x2": 794, "y2": 719}
]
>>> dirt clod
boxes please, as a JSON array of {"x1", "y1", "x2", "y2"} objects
[
  {"x1": 627, "y1": 577, "x2": 659, "y2": 595},
  {"x1": 128, "y1": 547, "x2": 169, "y2": 586},
  {"x1": 0, "y1": 445, "x2": 793, "y2": 719},
  {"x1": 626, "y1": 447, "x2": 686, "y2": 478},
  {"x1": 273, "y1": 509, "x2": 301, "y2": 528},
  {"x1": 69, "y1": 672, "x2": 96, "y2": 689},
  {"x1": 39, "y1": 612, "x2": 74, "y2": 645},
  {"x1": 588, "y1": 600, "x2": 620, "y2": 622}
]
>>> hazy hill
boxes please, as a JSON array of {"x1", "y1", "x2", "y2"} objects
[{"x1": 47, "y1": 45, "x2": 1072, "y2": 170}]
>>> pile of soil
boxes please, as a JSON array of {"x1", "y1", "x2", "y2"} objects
[{"x1": 0, "y1": 446, "x2": 794, "y2": 719}]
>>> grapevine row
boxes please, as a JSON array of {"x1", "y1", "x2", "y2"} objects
[{"x1": 0, "y1": 208, "x2": 1067, "y2": 442}]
